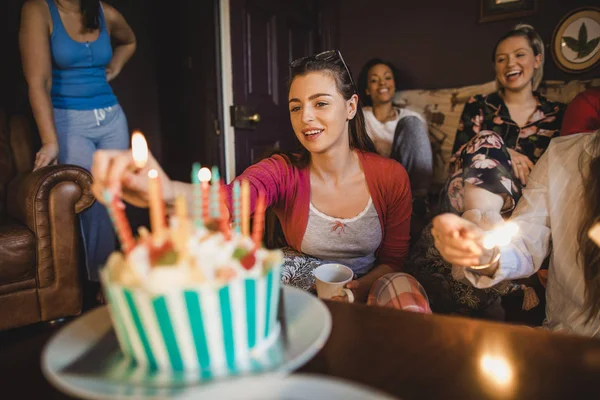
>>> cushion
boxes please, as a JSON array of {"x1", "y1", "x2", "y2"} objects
[
  {"x1": 394, "y1": 78, "x2": 600, "y2": 189},
  {"x1": 0, "y1": 220, "x2": 36, "y2": 286}
]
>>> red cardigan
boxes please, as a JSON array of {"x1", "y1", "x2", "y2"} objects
[{"x1": 226, "y1": 151, "x2": 412, "y2": 271}]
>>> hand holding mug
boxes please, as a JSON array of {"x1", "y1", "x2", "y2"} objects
[{"x1": 313, "y1": 264, "x2": 355, "y2": 303}]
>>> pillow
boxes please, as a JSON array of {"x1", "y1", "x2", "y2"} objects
[{"x1": 394, "y1": 81, "x2": 496, "y2": 188}]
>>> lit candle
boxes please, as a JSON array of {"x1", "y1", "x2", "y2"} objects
[
  {"x1": 103, "y1": 189, "x2": 135, "y2": 253},
  {"x1": 233, "y1": 180, "x2": 241, "y2": 233},
  {"x1": 482, "y1": 222, "x2": 519, "y2": 249},
  {"x1": 131, "y1": 131, "x2": 148, "y2": 169},
  {"x1": 148, "y1": 169, "x2": 166, "y2": 241},
  {"x1": 198, "y1": 167, "x2": 211, "y2": 221},
  {"x1": 589, "y1": 223, "x2": 600, "y2": 248},
  {"x1": 210, "y1": 166, "x2": 221, "y2": 219},
  {"x1": 252, "y1": 191, "x2": 266, "y2": 248},
  {"x1": 241, "y1": 180, "x2": 250, "y2": 237}
]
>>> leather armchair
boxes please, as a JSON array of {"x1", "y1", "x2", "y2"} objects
[{"x1": 0, "y1": 109, "x2": 94, "y2": 331}]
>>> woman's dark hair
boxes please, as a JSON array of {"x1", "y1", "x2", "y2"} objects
[
  {"x1": 286, "y1": 50, "x2": 377, "y2": 168},
  {"x1": 491, "y1": 24, "x2": 544, "y2": 90},
  {"x1": 80, "y1": 0, "x2": 101, "y2": 30},
  {"x1": 578, "y1": 130, "x2": 600, "y2": 323},
  {"x1": 357, "y1": 58, "x2": 401, "y2": 107}
]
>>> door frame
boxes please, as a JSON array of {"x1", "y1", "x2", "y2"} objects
[{"x1": 218, "y1": 0, "x2": 236, "y2": 183}]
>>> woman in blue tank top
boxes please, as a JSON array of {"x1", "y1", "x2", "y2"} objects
[{"x1": 19, "y1": 0, "x2": 136, "y2": 286}]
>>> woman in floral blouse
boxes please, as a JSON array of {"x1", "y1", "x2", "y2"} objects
[{"x1": 406, "y1": 24, "x2": 565, "y2": 317}]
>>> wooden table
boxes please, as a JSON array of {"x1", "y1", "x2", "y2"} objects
[{"x1": 1, "y1": 301, "x2": 599, "y2": 399}]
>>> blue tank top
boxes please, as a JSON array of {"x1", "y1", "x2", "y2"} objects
[{"x1": 46, "y1": 0, "x2": 118, "y2": 110}]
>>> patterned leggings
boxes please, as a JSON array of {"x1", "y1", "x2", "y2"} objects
[{"x1": 281, "y1": 248, "x2": 431, "y2": 314}]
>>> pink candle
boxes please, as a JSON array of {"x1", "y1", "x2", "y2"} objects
[
  {"x1": 103, "y1": 190, "x2": 135, "y2": 253},
  {"x1": 252, "y1": 191, "x2": 266, "y2": 248},
  {"x1": 202, "y1": 181, "x2": 210, "y2": 221}
]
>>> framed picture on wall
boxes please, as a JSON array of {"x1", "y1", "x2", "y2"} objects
[
  {"x1": 551, "y1": 7, "x2": 600, "y2": 73},
  {"x1": 479, "y1": 0, "x2": 537, "y2": 23}
]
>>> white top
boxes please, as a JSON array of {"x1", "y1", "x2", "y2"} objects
[
  {"x1": 465, "y1": 133, "x2": 600, "y2": 337},
  {"x1": 363, "y1": 106, "x2": 425, "y2": 158},
  {"x1": 300, "y1": 198, "x2": 382, "y2": 277}
]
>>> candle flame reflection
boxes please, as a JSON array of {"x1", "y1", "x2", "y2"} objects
[
  {"x1": 148, "y1": 169, "x2": 158, "y2": 179},
  {"x1": 483, "y1": 222, "x2": 519, "y2": 249},
  {"x1": 131, "y1": 131, "x2": 148, "y2": 169},
  {"x1": 480, "y1": 354, "x2": 513, "y2": 387}
]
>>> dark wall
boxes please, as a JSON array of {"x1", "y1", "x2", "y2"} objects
[
  {"x1": 0, "y1": 0, "x2": 163, "y2": 162},
  {"x1": 339, "y1": 0, "x2": 599, "y2": 91}
]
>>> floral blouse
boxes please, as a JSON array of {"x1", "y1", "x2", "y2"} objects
[
  {"x1": 453, "y1": 91, "x2": 565, "y2": 164},
  {"x1": 441, "y1": 91, "x2": 566, "y2": 215}
]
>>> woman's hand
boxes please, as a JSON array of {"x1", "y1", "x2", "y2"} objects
[
  {"x1": 90, "y1": 149, "x2": 175, "y2": 208},
  {"x1": 34, "y1": 142, "x2": 59, "y2": 170},
  {"x1": 507, "y1": 148, "x2": 534, "y2": 185},
  {"x1": 431, "y1": 213, "x2": 490, "y2": 266},
  {"x1": 105, "y1": 65, "x2": 121, "y2": 82},
  {"x1": 330, "y1": 279, "x2": 368, "y2": 304}
]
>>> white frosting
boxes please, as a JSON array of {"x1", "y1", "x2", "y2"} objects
[{"x1": 104, "y1": 227, "x2": 283, "y2": 295}]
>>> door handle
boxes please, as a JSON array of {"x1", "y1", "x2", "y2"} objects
[
  {"x1": 247, "y1": 113, "x2": 261, "y2": 123},
  {"x1": 230, "y1": 105, "x2": 261, "y2": 129}
]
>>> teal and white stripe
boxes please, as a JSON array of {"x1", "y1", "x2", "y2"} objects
[{"x1": 100, "y1": 263, "x2": 281, "y2": 379}]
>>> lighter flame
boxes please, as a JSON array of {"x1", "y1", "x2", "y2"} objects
[
  {"x1": 198, "y1": 167, "x2": 212, "y2": 183},
  {"x1": 131, "y1": 131, "x2": 148, "y2": 169},
  {"x1": 480, "y1": 354, "x2": 513, "y2": 387},
  {"x1": 148, "y1": 169, "x2": 158, "y2": 179},
  {"x1": 482, "y1": 222, "x2": 519, "y2": 249}
]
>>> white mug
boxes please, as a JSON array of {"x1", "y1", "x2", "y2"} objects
[{"x1": 313, "y1": 263, "x2": 355, "y2": 303}]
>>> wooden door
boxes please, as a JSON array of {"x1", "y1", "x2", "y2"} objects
[{"x1": 228, "y1": 0, "x2": 322, "y2": 175}]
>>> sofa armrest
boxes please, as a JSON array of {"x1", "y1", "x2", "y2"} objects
[
  {"x1": 5, "y1": 165, "x2": 94, "y2": 302},
  {"x1": 6, "y1": 164, "x2": 94, "y2": 230}
]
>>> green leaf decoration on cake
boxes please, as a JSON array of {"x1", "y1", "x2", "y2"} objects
[
  {"x1": 155, "y1": 249, "x2": 179, "y2": 266},
  {"x1": 562, "y1": 22, "x2": 600, "y2": 59},
  {"x1": 233, "y1": 247, "x2": 249, "y2": 260}
]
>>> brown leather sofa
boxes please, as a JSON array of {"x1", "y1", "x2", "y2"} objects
[{"x1": 0, "y1": 109, "x2": 94, "y2": 331}]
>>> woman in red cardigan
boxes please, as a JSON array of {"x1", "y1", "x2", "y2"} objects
[{"x1": 90, "y1": 50, "x2": 430, "y2": 312}]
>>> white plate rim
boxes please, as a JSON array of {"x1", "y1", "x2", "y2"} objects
[{"x1": 41, "y1": 285, "x2": 332, "y2": 400}]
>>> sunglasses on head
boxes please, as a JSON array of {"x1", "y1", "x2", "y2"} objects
[{"x1": 290, "y1": 50, "x2": 357, "y2": 94}]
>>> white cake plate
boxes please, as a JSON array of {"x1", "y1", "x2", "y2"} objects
[{"x1": 41, "y1": 286, "x2": 333, "y2": 399}]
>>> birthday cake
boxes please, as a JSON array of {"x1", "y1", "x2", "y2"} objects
[{"x1": 99, "y1": 166, "x2": 283, "y2": 379}]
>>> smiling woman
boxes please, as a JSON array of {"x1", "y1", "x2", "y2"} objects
[
  {"x1": 89, "y1": 50, "x2": 432, "y2": 313},
  {"x1": 357, "y1": 58, "x2": 433, "y2": 203},
  {"x1": 405, "y1": 24, "x2": 566, "y2": 317}
]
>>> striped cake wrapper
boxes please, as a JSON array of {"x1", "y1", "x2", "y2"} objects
[{"x1": 99, "y1": 263, "x2": 282, "y2": 381}]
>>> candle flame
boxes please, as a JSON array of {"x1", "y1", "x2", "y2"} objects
[
  {"x1": 148, "y1": 169, "x2": 158, "y2": 178},
  {"x1": 131, "y1": 131, "x2": 148, "y2": 169},
  {"x1": 482, "y1": 222, "x2": 519, "y2": 249},
  {"x1": 198, "y1": 167, "x2": 212, "y2": 182}
]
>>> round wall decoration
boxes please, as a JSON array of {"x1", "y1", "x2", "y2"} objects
[{"x1": 551, "y1": 7, "x2": 600, "y2": 73}]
